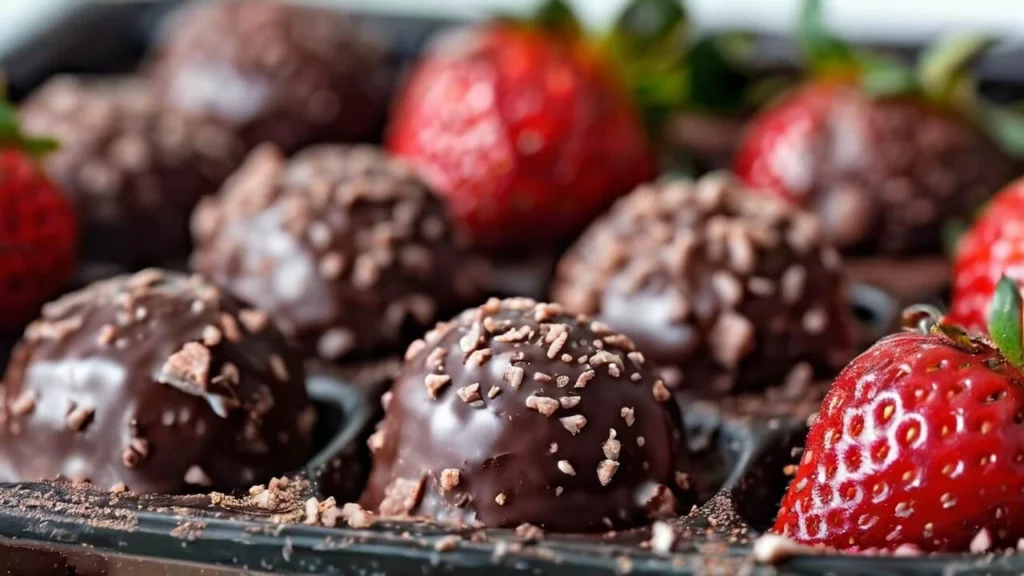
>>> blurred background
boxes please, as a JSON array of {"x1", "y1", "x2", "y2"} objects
[{"x1": 4, "y1": 0, "x2": 1024, "y2": 58}]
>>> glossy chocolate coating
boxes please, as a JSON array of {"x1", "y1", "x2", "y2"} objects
[
  {"x1": 19, "y1": 76, "x2": 245, "y2": 267},
  {"x1": 552, "y1": 173, "x2": 853, "y2": 397},
  {"x1": 361, "y1": 298, "x2": 687, "y2": 532},
  {"x1": 748, "y1": 87, "x2": 1014, "y2": 255},
  {"x1": 150, "y1": 0, "x2": 390, "y2": 153},
  {"x1": 0, "y1": 269, "x2": 315, "y2": 494},
  {"x1": 191, "y1": 144, "x2": 486, "y2": 363}
]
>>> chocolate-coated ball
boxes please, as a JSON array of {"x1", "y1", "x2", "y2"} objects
[
  {"x1": 0, "y1": 269, "x2": 315, "y2": 493},
  {"x1": 361, "y1": 298, "x2": 687, "y2": 532},
  {"x1": 552, "y1": 173, "x2": 854, "y2": 397},
  {"x1": 150, "y1": 0, "x2": 390, "y2": 153},
  {"x1": 19, "y1": 76, "x2": 245, "y2": 267},
  {"x1": 191, "y1": 144, "x2": 486, "y2": 363}
]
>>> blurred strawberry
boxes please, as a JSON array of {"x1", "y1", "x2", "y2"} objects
[
  {"x1": 734, "y1": 0, "x2": 1017, "y2": 256},
  {"x1": 775, "y1": 285, "x2": 1024, "y2": 551},
  {"x1": 388, "y1": 0, "x2": 662, "y2": 253},
  {"x1": 951, "y1": 178, "x2": 1024, "y2": 333},
  {"x1": 0, "y1": 101, "x2": 76, "y2": 332}
]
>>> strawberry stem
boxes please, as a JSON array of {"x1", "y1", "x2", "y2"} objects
[{"x1": 989, "y1": 275, "x2": 1024, "y2": 366}]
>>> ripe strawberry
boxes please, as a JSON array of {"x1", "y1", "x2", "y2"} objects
[
  {"x1": 0, "y1": 103, "x2": 77, "y2": 332},
  {"x1": 774, "y1": 283, "x2": 1024, "y2": 552},
  {"x1": 734, "y1": 0, "x2": 1015, "y2": 255},
  {"x1": 387, "y1": 2, "x2": 656, "y2": 252},
  {"x1": 951, "y1": 178, "x2": 1024, "y2": 333}
]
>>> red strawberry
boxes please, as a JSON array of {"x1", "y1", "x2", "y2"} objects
[
  {"x1": 387, "y1": 3, "x2": 656, "y2": 252},
  {"x1": 951, "y1": 178, "x2": 1024, "y2": 333},
  {"x1": 734, "y1": 0, "x2": 1015, "y2": 255},
  {"x1": 0, "y1": 104, "x2": 77, "y2": 332},
  {"x1": 774, "y1": 284, "x2": 1024, "y2": 552}
]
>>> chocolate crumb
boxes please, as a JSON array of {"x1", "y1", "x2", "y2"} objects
[
  {"x1": 559, "y1": 415, "x2": 587, "y2": 435},
  {"x1": 457, "y1": 384, "x2": 482, "y2": 403},
  {"x1": 202, "y1": 325, "x2": 223, "y2": 346},
  {"x1": 380, "y1": 476, "x2": 425, "y2": 516},
  {"x1": 219, "y1": 313, "x2": 242, "y2": 342},
  {"x1": 652, "y1": 380, "x2": 671, "y2": 402},
  {"x1": 67, "y1": 406, "x2": 95, "y2": 432},
  {"x1": 650, "y1": 521, "x2": 675, "y2": 554},
  {"x1": 557, "y1": 460, "x2": 576, "y2": 476},
  {"x1": 159, "y1": 342, "x2": 212, "y2": 392},
  {"x1": 603, "y1": 430, "x2": 621, "y2": 460},
  {"x1": 621, "y1": 407, "x2": 635, "y2": 427},
  {"x1": 440, "y1": 468, "x2": 461, "y2": 492},
  {"x1": 269, "y1": 354, "x2": 289, "y2": 382},
  {"x1": 504, "y1": 365, "x2": 525, "y2": 389},
  {"x1": 559, "y1": 396, "x2": 581, "y2": 409},
  {"x1": 597, "y1": 460, "x2": 620, "y2": 486},
  {"x1": 424, "y1": 374, "x2": 451, "y2": 399},
  {"x1": 9, "y1": 390, "x2": 37, "y2": 416},
  {"x1": 184, "y1": 465, "x2": 212, "y2": 486},
  {"x1": 516, "y1": 523, "x2": 544, "y2": 542},
  {"x1": 526, "y1": 395, "x2": 559, "y2": 417},
  {"x1": 575, "y1": 370, "x2": 596, "y2": 389}
]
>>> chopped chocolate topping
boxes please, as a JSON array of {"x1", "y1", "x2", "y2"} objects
[
  {"x1": 361, "y1": 298, "x2": 689, "y2": 532},
  {"x1": 191, "y1": 145, "x2": 487, "y2": 363},
  {"x1": 552, "y1": 173, "x2": 853, "y2": 397},
  {"x1": 20, "y1": 76, "x2": 244, "y2": 267},
  {"x1": 0, "y1": 270, "x2": 313, "y2": 494}
]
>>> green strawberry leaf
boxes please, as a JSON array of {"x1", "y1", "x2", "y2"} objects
[
  {"x1": 606, "y1": 0, "x2": 690, "y2": 127},
  {"x1": 918, "y1": 34, "x2": 995, "y2": 104},
  {"x1": 686, "y1": 35, "x2": 757, "y2": 114},
  {"x1": 611, "y1": 0, "x2": 689, "y2": 59},
  {"x1": 797, "y1": 0, "x2": 855, "y2": 73},
  {"x1": 857, "y1": 53, "x2": 917, "y2": 98},
  {"x1": 533, "y1": 0, "x2": 582, "y2": 36},
  {"x1": 989, "y1": 275, "x2": 1024, "y2": 366},
  {"x1": 979, "y1": 104, "x2": 1024, "y2": 160}
]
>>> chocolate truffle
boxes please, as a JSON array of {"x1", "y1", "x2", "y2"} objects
[
  {"x1": 19, "y1": 76, "x2": 244, "y2": 267},
  {"x1": 361, "y1": 298, "x2": 687, "y2": 532},
  {"x1": 0, "y1": 269, "x2": 315, "y2": 494},
  {"x1": 150, "y1": 0, "x2": 390, "y2": 153},
  {"x1": 552, "y1": 173, "x2": 853, "y2": 397},
  {"x1": 191, "y1": 144, "x2": 486, "y2": 363}
]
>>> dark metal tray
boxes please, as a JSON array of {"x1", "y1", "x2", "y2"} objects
[{"x1": 0, "y1": 1, "x2": 1020, "y2": 575}]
